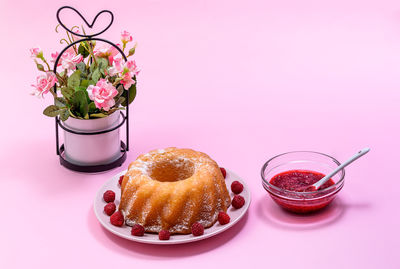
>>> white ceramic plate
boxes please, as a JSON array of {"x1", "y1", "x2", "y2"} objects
[{"x1": 93, "y1": 168, "x2": 251, "y2": 245}]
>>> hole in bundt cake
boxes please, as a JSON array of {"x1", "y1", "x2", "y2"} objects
[{"x1": 149, "y1": 158, "x2": 195, "y2": 182}]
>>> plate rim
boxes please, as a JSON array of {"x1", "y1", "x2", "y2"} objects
[{"x1": 93, "y1": 168, "x2": 251, "y2": 245}]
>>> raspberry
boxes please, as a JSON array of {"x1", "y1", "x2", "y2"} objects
[
  {"x1": 103, "y1": 190, "x2": 115, "y2": 203},
  {"x1": 131, "y1": 224, "x2": 145, "y2": 236},
  {"x1": 218, "y1": 211, "x2": 230, "y2": 225},
  {"x1": 110, "y1": 211, "x2": 124, "y2": 227},
  {"x1": 104, "y1": 202, "x2": 116, "y2": 216},
  {"x1": 231, "y1": 181, "x2": 244, "y2": 194},
  {"x1": 119, "y1": 175, "x2": 124, "y2": 186},
  {"x1": 191, "y1": 222, "x2": 204, "y2": 236},
  {"x1": 232, "y1": 195, "x2": 245, "y2": 209},
  {"x1": 159, "y1": 230, "x2": 170, "y2": 240},
  {"x1": 220, "y1": 167, "x2": 227, "y2": 179}
]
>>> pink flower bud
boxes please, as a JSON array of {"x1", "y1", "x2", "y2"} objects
[
  {"x1": 121, "y1": 30, "x2": 133, "y2": 43},
  {"x1": 30, "y1": 47, "x2": 43, "y2": 58}
]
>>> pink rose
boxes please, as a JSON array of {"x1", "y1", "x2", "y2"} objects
[
  {"x1": 30, "y1": 47, "x2": 42, "y2": 58},
  {"x1": 50, "y1": 52, "x2": 62, "y2": 67},
  {"x1": 31, "y1": 72, "x2": 57, "y2": 98},
  {"x1": 120, "y1": 60, "x2": 139, "y2": 89},
  {"x1": 125, "y1": 60, "x2": 140, "y2": 76},
  {"x1": 108, "y1": 58, "x2": 139, "y2": 89},
  {"x1": 121, "y1": 31, "x2": 133, "y2": 43},
  {"x1": 59, "y1": 48, "x2": 83, "y2": 71},
  {"x1": 108, "y1": 57, "x2": 123, "y2": 76},
  {"x1": 120, "y1": 72, "x2": 136, "y2": 90},
  {"x1": 94, "y1": 43, "x2": 120, "y2": 65},
  {"x1": 87, "y1": 79, "x2": 118, "y2": 111}
]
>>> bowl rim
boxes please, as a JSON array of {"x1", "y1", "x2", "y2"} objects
[{"x1": 261, "y1": 151, "x2": 345, "y2": 200}]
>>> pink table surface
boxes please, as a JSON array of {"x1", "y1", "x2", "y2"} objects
[{"x1": 1, "y1": 0, "x2": 399, "y2": 268}]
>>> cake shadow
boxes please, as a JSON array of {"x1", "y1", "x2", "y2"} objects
[
  {"x1": 88, "y1": 207, "x2": 249, "y2": 258},
  {"x1": 256, "y1": 195, "x2": 346, "y2": 230}
]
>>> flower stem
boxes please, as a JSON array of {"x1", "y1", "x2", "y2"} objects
[
  {"x1": 50, "y1": 88, "x2": 57, "y2": 98},
  {"x1": 112, "y1": 78, "x2": 122, "y2": 87},
  {"x1": 55, "y1": 73, "x2": 66, "y2": 86},
  {"x1": 41, "y1": 58, "x2": 52, "y2": 71},
  {"x1": 87, "y1": 41, "x2": 97, "y2": 66},
  {"x1": 66, "y1": 30, "x2": 78, "y2": 54},
  {"x1": 59, "y1": 38, "x2": 70, "y2": 45}
]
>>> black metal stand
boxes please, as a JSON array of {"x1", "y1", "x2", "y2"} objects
[
  {"x1": 53, "y1": 6, "x2": 131, "y2": 173},
  {"x1": 59, "y1": 142, "x2": 127, "y2": 173}
]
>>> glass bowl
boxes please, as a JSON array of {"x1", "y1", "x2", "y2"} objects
[{"x1": 261, "y1": 151, "x2": 345, "y2": 213}]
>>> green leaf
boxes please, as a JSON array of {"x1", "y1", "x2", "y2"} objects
[
  {"x1": 88, "y1": 102, "x2": 97, "y2": 113},
  {"x1": 96, "y1": 58, "x2": 108, "y2": 76},
  {"x1": 71, "y1": 90, "x2": 88, "y2": 118},
  {"x1": 74, "y1": 86, "x2": 87, "y2": 92},
  {"x1": 74, "y1": 86, "x2": 90, "y2": 103},
  {"x1": 81, "y1": 79, "x2": 95, "y2": 88},
  {"x1": 76, "y1": 62, "x2": 86, "y2": 73},
  {"x1": 80, "y1": 79, "x2": 89, "y2": 88},
  {"x1": 89, "y1": 59, "x2": 98, "y2": 73},
  {"x1": 97, "y1": 58, "x2": 108, "y2": 69},
  {"x1": 114, "y1": 96, "x2": 125, "y2": 107},
  {"x1": 75, "y1": 86, "x2": 91, "y2": 103},
  {"x1": 92, "y1": 69, "x2": 101, "y2": 83},
  {"x1": 78, "y1": 43, "x2": 89, "y2": 58},
  {"x1": 55, "y1": 97, "x2": 67, "y2": 107},
  {"x1": 59, "y1": 109, "x2": 69, "y2": 121},
  {"x1": 43, "y1": 105, "x2": 64, "y2": 117},
  {"x1": 122, "y1": 79, "x2": 137, "y2": 106},
  {"x1": 60, "y1": 87, "x2": 74, "y2": 100},
  {"x1": 90, "y1": 113, "x2": 107, "y2": 118},
  {"x1": 68, "y1": 70, "x2": 81, "y2": 88}
]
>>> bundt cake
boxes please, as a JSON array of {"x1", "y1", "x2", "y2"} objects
[{"x1": 119, "y1": 147, "x2": 231, "y2": 234}]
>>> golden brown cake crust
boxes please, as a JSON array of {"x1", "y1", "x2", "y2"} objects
[{"x1": 119, "y1": 147, "x2": 231, "y2": 234}]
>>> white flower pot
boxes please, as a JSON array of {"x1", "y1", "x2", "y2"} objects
[{"x1": 63, "y1": 111, "x2": 121, "y2": 166}]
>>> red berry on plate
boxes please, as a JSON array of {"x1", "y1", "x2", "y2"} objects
[
  {"x1": 103, "y1": 190, "x2": 115, "y2": 203},
  {"x1": 191, "y1": 222, "x2": 204, "y2": 236},
  {"x1": 131, "y1": 224, "x2": 145, "y2": 236},
  {"x1": 232, "y1": 195, "x2": 245, "y2": 209},
  {"x1": 110, "y1": 211, "x2": 124, "y2": 227},
  {"x1": 231, "y1": 181, "x2": 244, "y2": 194},
  {"x1": 220, "y1": 167, "x2": 227, "y2": 179},
  {"x1": 119, "y1": 175, "x2": 124, "y2": 186},
  {"x1": 159, "y1": 230, "x2": 171, "y2": 240},
  {"x1": 218, "y1": 211, "x2": 230, "y2": 225},
  {"x1": 104, "y1": 202, "x2": 116, "y2": 216}
]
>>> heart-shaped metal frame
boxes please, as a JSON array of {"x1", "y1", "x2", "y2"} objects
[{"x1": 56, "y1": 6, "x2": 114, "y2": 38}]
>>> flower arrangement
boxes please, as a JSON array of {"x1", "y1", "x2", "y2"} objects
[{"x1": 30, "y1": 26, "x2": 138, "y2": 121}]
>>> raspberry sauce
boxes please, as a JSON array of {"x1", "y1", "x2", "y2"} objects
[
  {"x1": 270, "y1": 170, "x2": 334, "y2": 192},
  {"x1": 268, "y1": 170, "x2": 336, "y2": 213}
]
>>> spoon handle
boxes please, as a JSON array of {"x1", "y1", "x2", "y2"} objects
[{"x1": 313, "y1": 148, "x2": 370, "y2": 190}]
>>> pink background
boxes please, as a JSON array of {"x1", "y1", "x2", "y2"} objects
[{"x1": 1, "y1": 0, "x2": 399, "y2": 268}]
